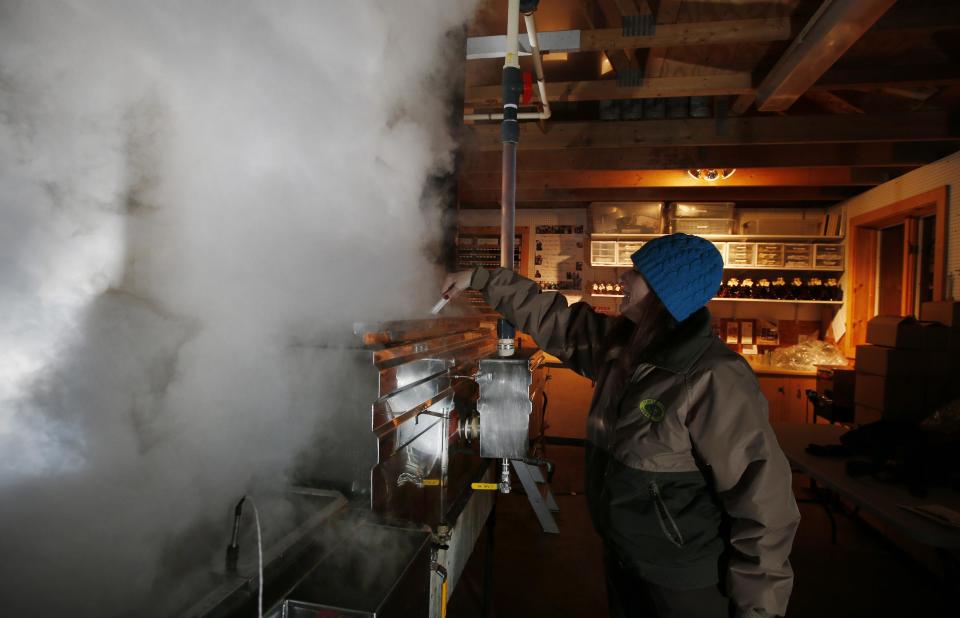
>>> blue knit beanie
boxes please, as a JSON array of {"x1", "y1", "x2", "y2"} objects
[{"x1": 630, "y1": 233, "x2": 723, "y2": 322}]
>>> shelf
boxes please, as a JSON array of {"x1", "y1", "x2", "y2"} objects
[
  {"x1": 711, "y1": 298, "x2": 843, "y2": 305},
  {"x1": 591, "y1": 263, "x2": 844, "y2": 271},
  {"x1": 590, "y1": 293, "x2": 842, "y2": 305},
  {"x1": 591, "y1": 233, "x2": 845, "y2": 242}
]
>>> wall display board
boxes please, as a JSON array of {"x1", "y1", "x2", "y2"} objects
[
  {"x1": 457, "y1": 227, "x2": 528, "y2": 276},
  {"x1": 535, "y1": 225, "x2": 585, "y2": 290}
]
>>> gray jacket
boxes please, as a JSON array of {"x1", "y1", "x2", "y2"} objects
[{"x1": 472, "y1": 267, "x2": 800, "y2": 617}]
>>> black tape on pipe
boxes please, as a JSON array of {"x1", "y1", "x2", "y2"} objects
[{"x1": 500, "y1": 66, "x2": 522, "y2": 144}]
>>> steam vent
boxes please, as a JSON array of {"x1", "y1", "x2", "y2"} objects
[{"x1": 3, "y1": 1, "x2": 960, "y2": 617}]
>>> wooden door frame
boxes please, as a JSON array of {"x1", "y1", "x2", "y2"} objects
[{"x1": 846, "y1": 186, "x2": 948, "y2": 355}]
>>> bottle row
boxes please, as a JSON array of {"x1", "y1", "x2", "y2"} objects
[
  {"x1": 720, "y1": 275, "x2": 842, "y2": 301},
  {"x1": 590, "y1": 274, "x2": 843, "y2": 301}
]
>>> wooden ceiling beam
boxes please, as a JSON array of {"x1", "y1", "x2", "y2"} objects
[
  {"x1": 579, "y1": 0, "x2": 641, "y2": 78},
  {"x1": 459, "y1": 167, "x2": 902, "y2": 191},
  {"x1": 872, "y1": 3, "x2": 960, "y2": 34},
  {"x1": 466, "y1": 73, "x2": 751, "y2": 105},
  {"x1": 750, "y1": 0, "x2": 898, "y2": 113},
  {"x1": 815, "y1": 65, "x2": 960, "y2": 93},
  {"x1": 460, "y1": 143, "x2": 957, "y2": 172},
  {"x1": 460, "y1": 200, "x2": 832, "y2": 210},
  {"x1": 578, "y1": 17, "x2": 790, "y2": 52},
  {"x1": 643, "y1": 0, "x2": 683, "y2": 79},
  {"x1": 465, "y1": 65, "x2": 960, "y2": 106},
  {"x1": 804, "y1": 90, "x2": 864, "y2": 115},
  {"x1": 463, "y1": 112, "x2": 959, "y2": 151},
  {"x1": 459, "y1": 186, "x2": 860, "y2": 203}
]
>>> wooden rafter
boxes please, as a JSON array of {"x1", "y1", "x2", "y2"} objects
[
  {"x1": 465, "y1": 65, "x2": 960, "y2": 106},
  {"x1": 644, "y1": 0, "x2": 683, "y2": 79},
  {"x1": 462, "y1": 112, "x2": 959, "y2": 151},
  {"x1": 579, "y1": 0, "x2": 640, "y2": 77},
  {"x1": 816, "y1": 65, "x2": 960, "y2": 93},
  {"x1": 466, "y1": 73, "x2": 751, "y2": 105},
  {"x1": 459, "y1": 186, "x2": 860, "y2": 204},
  {"x1": 577, "y1": 18, "x2": 791, "y2": 52},
  {"x1": 804, "y1": 90, "x2": 864, "y2": 115},
  {"x1": 751, "y1": 0, "x2": 898, "y2": 113},
  {"x1": 459, "y1": 167, "x2": 902, "y2": 191},
  {"x1": 460, "y1": 143, "x2": 958, "y2": 172}
]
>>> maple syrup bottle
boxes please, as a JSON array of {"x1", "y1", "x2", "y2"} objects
[
  {"x1": 726, "y1": 277, "x2": 741, "y2": 298},
  {"x1": 756, "y1": 278, "x2": 771, "y2": 299},
  {"x1": 788, "y1": 276, "x2": 805, "y2": 300},
  {"x1": 771, "y1": 276, "x2": 787, "y2": 300},
  {"x1": 825, "y1": 277, "x2": 841, "y2": 301}
]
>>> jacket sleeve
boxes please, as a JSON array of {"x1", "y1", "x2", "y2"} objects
[
  {"x1": 471, "y1": 267, "x2": 612, "y2": 380},
  {"x1": 683, "y1": 357, "x2": 800, "y2": 617}
]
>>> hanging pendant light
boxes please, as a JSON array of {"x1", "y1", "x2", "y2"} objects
[{"x1": 687, "y1": 168, "x2": 736, "y2": 182}]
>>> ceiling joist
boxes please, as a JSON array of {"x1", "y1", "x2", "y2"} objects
[
  {"x1": 459, "y1": 142, "x2": 957, "y2": 172},
  {"x1": 463, "y1": 112, "x2": 959, "y2": 151},
  {"x1": 458, "y1": 167, "x2": 904, "y2": 191},
  {"x1": 750, "y1": 0, "x2": 898, "y2": 113},
  {"x1": 466, "y1": 17, "x2": 790, "y2": 58},
  {"x1": 464, "y1": 66, "x2": 960, "y2": 106},
  {"x1": 459, "y1": 186, "x2": 860, "y2": 204}
]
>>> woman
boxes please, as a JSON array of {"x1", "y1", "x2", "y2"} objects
[{"x1": 442, "y1": 233, "x2": 800, "y2": 618}]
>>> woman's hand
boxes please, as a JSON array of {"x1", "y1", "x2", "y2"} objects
[{"x1": 440, "y1": 270, "x2": 475, "y2": 300}]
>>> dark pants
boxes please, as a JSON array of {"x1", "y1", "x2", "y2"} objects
[{"x1": 605, "y1": 551, "x2": 730, "y2": 618}]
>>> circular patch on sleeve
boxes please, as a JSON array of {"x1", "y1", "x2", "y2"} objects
[{"x1": 638, "y1": 398, "x2": 666, "y2": 423}]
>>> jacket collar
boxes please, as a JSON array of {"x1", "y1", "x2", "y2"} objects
[{"x1": 638, "y1": 307, "x2": 715, "y2": 375}]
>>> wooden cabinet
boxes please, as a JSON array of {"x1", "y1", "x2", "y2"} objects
[{"x1": 757, "y1": 375, "x2": 816, "y2": 423}]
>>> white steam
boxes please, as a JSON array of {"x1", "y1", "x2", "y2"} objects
[{"x1": 0, "y1": 0, "x2": 476, "y2": 614}]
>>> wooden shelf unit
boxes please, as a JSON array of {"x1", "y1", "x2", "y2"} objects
[{"x1": 591, "y1": 293, "x2": 842, "y2": 305}]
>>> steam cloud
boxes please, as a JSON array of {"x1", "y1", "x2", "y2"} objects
[{"x1": 0, "y1": 1, "x2": 477, "y2": 614}]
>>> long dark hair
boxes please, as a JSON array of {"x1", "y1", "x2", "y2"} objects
[{"x1": 601, "y1": 289, "x2": 678, "y2": 375}]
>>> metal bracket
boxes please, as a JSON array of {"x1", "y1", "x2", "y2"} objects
[
  {"x1": 511, "y1": 460, "x2": 559, "y2": 534},
  {"x1": 622, "y1": 14, "x2": 656, "y2": 37}
]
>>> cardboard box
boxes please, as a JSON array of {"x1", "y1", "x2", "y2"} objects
[
  {"x1": 865, "y1": 316, "x2": 923, "y2": 348},
  {"x1": 916, "y1": 321, "x2": 950, "y2": 350},
  {"x1": 854, "y1": 372, "x2": 919, "y2": 416},
  {"x1": 816, "y1": 365, "x2": 856, "y2": 408},
  {"x1": 855, "y1": 403, "x2": 882, "y2": 425},
  {"x1": 920, "y1": 301, "x2": 960, "y2": 329},
  {"x1": 854, "y1": 345, "x2": 926, "y2": 376}
]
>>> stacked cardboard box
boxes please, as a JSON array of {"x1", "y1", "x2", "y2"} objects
[
  {"x1": 854, "y1": 315, "x2": 951, "y2": 424},
  {"x1": 920, "y1": 300, "x2": 960, "y2": 400}
]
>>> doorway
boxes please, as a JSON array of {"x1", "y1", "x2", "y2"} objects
[
  {"x1": 877, "y1": 224, "x2": 905, "y2": 316},
  {"x1": 847, "y1": 186, "x2": 947, "y2": 355}
]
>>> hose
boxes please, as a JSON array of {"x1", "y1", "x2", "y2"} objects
[
  {"x1": 224, "y1": 495, "x2": 264, "y2": 618},
  {"x1": 250, "y1": 497, "x2": 263, "y2": 618}
]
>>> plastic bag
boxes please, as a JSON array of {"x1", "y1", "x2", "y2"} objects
[{"x1": 770, "y1": 339, "x2": 847, "y2": 371}]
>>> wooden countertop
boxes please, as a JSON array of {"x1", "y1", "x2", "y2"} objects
[
  {"x1": 541, "y1": 352, "x2": 818, "y2": 377},
  {"x1": 745, "y1": 361, "x2": 818, "y2": 377}
]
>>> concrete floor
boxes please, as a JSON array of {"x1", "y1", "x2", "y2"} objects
[{"x1": 448, "y1": 445, "x2": 951, "y2": 618}]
